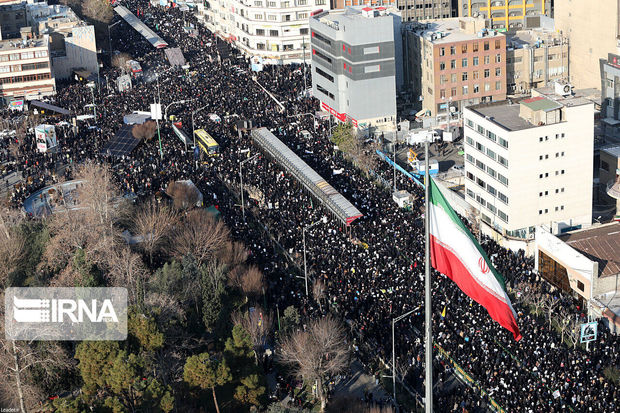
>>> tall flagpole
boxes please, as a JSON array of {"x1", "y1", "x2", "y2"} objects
[{"x1": 424, "y1": 139, "x2": 433, "y2": 413}]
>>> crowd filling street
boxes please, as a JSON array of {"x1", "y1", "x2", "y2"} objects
[{"x1": 1, "y1": 1, "x2": 619, "y2": 411}]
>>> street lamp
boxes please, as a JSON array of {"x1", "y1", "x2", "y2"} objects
[
  {"x1": 302, "y1": 216, "x2": 328, "y2": 296},
  {"x1": 239, "y1": 153, "x2": 259, "y2": 222},
  {"x1": 392, "y1": 305, "x2": 422, "y2": 409},
  {"x1": 192, "y1": 104, "x2": 210, "y2": 148},
  {"x1": 107, "y1": 21, "x2": 121, "y2": 55}
]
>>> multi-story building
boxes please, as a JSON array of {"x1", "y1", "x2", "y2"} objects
[
  {"x1": 27, "y1": 3, "x2": 98, "y2": 80},
  {"x1": 309, "y1": 6, "x2": 402, "y2": 128},
  {"x1": 330, "y1": 0, "x2": 453, "y2": 22},
  {"x1": 555, "y1": 0, "x2": 620, "y2": 89},
  {"x1": 458, "y1": 0, "x2": 551, "y2": 31},
  {"x1": 204, "y1": 0, "x2": 329, "y2": 64},
  {"x1": 600, "y1": 53, "x2": 620, "y2": 140},
  {"x1": 506, "y1": 28, "x2": 569, "y2": 95},
  {"x1": 463, "y1": 87, "x2": 594, "y2": 239},
  {"x1": 0, "y1": 2, "x2": 27, "y2": 39},
  {"x1": 408, "y1": 17, "x2": 506, "y2": 117},
  {"x1": 0, "y1": 34, "x2": 55, "y2": 103}
]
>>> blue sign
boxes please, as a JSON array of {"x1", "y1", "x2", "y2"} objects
[
  {"x1": 580, "y1": 322, "x2": 597, "y2": 343},
  {"x1": 439, "y1": 103, "x2": 448, "y2": 110}
]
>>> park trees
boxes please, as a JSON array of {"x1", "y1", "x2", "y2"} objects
[{"x1": 183, "y1": 352, "x2": 232, "y2": 413}]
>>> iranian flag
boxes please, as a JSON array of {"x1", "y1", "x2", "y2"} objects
[{"x1": 428, "y1": 178, "x2": 522, "y2": 341}]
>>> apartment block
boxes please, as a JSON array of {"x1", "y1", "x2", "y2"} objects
[
  {"x1": 458, "y1": 0, "x2": 551, "y2": 31},
  {"x1": 600, "y1": 53, "x2": 620, "y2": 140},
  {"x1": 555, "y1": 0, "x2": 620, "y2": 89},
  {"x1": 204, "y1": 0, "x2": 328, "y2": 64},
  {"x1": 331, "y1": 0, "x2": 453, "y2": 22},
  {"x1": 506, "y1": 28, "x2": 569, "y2": 95},
  {"x1": 0, "y1": 35, "x2": 55, "y2": 103},
  {"x1": 463, "y1": 87, "x2": 593, "y2": 239},
  {"x1": 408, "y1": 17, "x2": 506, "y2": 117},
  {"x1": 309, "y1": 7, "x2": 402, "y2": 128}
]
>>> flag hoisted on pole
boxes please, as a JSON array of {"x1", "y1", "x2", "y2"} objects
[
  {"x1": 427, "y1": 176, "x2": 522, "y2": 341},
  {"x1": 423, "y1": 139, "x2": 433, "y2": 413}
]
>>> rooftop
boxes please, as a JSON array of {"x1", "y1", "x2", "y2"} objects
[
  {"x1": 506, "y1": 28, "x2": 566, "y2": 50},
  {"x1": 601, "y1": 145, "x2": 620, "y2": 159},
  {"x1": 0, "y1": 37, "x2": 47, "y2": 52},
  {"x1": 559, "y1": 222, "x2": 620, "y2": 278},
  {"x1": 467, "y1": 100, "x2": 533, "y2": 131},
  {"x1": 419, "y1": 17, "x2": 500, "y2": 45},
  {"x1": 313, "y1": 6, "x2": 398, "y2": 25},
  {"x1": 520, "y1": 96, "x2": 562, "y2": 112}
]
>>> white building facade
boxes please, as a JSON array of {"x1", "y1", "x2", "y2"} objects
[
  {"x1": 204, "y1": 0, "x2": 329, "y2": 63},
  {"x1": 463, "y1": 87, "x2": 594, "y2": 239}
]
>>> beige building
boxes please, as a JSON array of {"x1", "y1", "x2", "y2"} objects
[
  {"x1": 329, "y1": 0, "x2": 453, "y2": 22},
  {"x1": 458, "y1": 0, "x2": 551, "y2": 31},
  {"x1": 0, "y1": 34, "x2": 55, "y2": 103},
  {"x1": 463, "y1": 87, "x2": 594, "y2": 240},
  {"x1": 506, "y1": 28, "x2": 569, "y2": 96},
  {"x1": 555, "y1": 0, "x2": 620, "y2": 89},
  {"x1": 408, "y1": 17, "x2": 507, "y2": 117}
]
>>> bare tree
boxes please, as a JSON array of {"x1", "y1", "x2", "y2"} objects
[
  {"x1": 133, "y1": 199, "x2": 178, "y2": 265},
  {"x1": 75, "y1": 161, "x2": 118, "y2": 232},
  {"x1": 232, "y1": 306, "x2": 272, "y2": 363},
  {"x1": 132, "y1": 121, "x2": 157, "y2": 141},
  {"x1": 556, "y1": 307, "x2": 573, "y2": 345},
  {"x1": 111, "y1": 52, "x2": 132, "y2": 69},
  {"x1": 218, "y1": 241, "x2": 249, "y2": 268},
  {"x1": 313, "y1": 279, "x2": 326, "y2": 312},
  {"x1": 543, "y1": 295, "x2": 560, "y2": 329},
  {"x1": 239, "y1": 265, "x2": 265, "y2": 301},
  {"x1": 105, "y1": 245, "x2": 149, "y2": 304},
  {"x1": 172, "y1": 209, "x2": 229, "y2": 266},
  {"x1": 166, "y1": 180, "x2": 201, "y2": 210},
  {"x1": 279, "y1": 316, "x2": 349, "y2": 411},
  {"x1": 82, "y1": 0, "x2": 113, "y2": 24},
  {"x1": 0, "y1": 208, "x2": 25, "y2": 287}
]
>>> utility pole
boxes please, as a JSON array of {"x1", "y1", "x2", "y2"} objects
[
  {"x1": 302, "y1": 36, "x2": 307, "y2": 95},
  {"x1": 393, "y1": 138, "x2": 397, "y2": 193},
  {"x1": 392, "y1": 305, "x2": 421, "y2": 410}
]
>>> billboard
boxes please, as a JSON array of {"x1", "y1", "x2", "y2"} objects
[
  {"x1": 580, "y1": 321, "x2": 598, "y2": 343},
  {"x1": 35, "y1": 124, "x2": 58, "y2": 153},
  {"x1": 9, "y1": 99, "x2": 24, "y2": 111}
]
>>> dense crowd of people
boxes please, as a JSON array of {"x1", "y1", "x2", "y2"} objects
[{"x1": 1, "y1": 1, "x2": 619, "y2": 411}]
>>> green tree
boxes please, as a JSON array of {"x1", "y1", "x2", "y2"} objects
[
  {"x1": 75, "y1": 341, "x2": 120, "y2": 395},
  {"x1": 73, "y1": 247, "x2": 103, "y2": 287},
  {"x1": 201, "y1": 261, "x2": 227, "y2": 333},
  {"x1": 224, "y1": 324, "x2": 254, "y2": 369},
  {"x1": 330, "y1": 122, "x2": 355, "y2": 153},
  {"x1": 184, "y1": 353, "x2": 232, "y2": 413},
  {"x1": 281, "y1": 306, "x2": 301, "y2": 333},
  {"x1": 234, "y1": 373, "x2": 266, "y2": 407},
  {"x1": 128, "y1": 309, "x2": 165, "y2": 352}
]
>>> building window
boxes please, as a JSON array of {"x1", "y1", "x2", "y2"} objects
[
  {"x1": 450, "y1": 60, "x2": 456, "y2": 69},
  {"x1": 498, "y1": 173, "x2": 508, "y2": 186},
  {"x1": 440, "y1": 74, "x2": 447, "y2": 84},
  {"x1": 495, "y1": 54, "x2": 501, "y2": 63},
  {"x1": 498, "y1": 137, "x2": 508, "y2": 148},
  {"x1": 473, "y1": 70, "x2": 479, "y2": 79},
  {"x1": 487, "y1": 131, "x2": 496, "y2": 142},
  {"x1": 539, "y1": 250, "x2": 570, "y2": 292},
  {"x1": 484, "y1": 41, "x2": 489, "y2": 51},
  {"x1": 462, "y1": 72, "x2": 468, "y2": 81},
  {"x1": 498, "y1": 155, "x2": 508, "y2": 167},
  {"x1": 601, "y1": 161, "x2": 610, "y2": 171},
  {"x1": 364, "y1": 46, "x2": 380, "y2": 55},
  {"x1": 462, "y1": 58, "x2": 468, "y2": 67},
  {"x1": 439, "y1": 47, "x2": 445, "y2": 56},
  {"x1": 316, "y1": 84, "x2": 334, "y2": 99},
  {"x1": 300, "y1": 28, "x2": 308, "y2": 35},
  {"x1": 440, "y1": 89, "x2": 446, "y2": 98},
  {"x1": 254, "y1": 14, "x2": 263, "y2": 19},
  {"x1": 256, "y1": 28, "x2": 265, "y2": 35},
  {"x1": 439, "y1": 62, "x2": 446, "y2": 70},
  {"x1": 270, "y1": 29, "x2": 279, "y2": 36},
  {"x1": 297, "y1": 12, "x2": 307, "y2": 19},
  {"x1": 495, "y1": 39, "x2": 501, "y2": 49},
  {"x1": 577, "y1": 281, "x2": 584, "y2": 291},
  {"x1": 473, "y1": 42, "x2": 479, "y2": 52},
  {"x1": 451, "y1": 87, "x2": 457, "y2": 97},
  {"x1": 486, "y1": 147, "x2": 496, "y2": 160},
  {"x1": 487, "y1": 166, "x2": 497, "y2": 179},
  {"x1": 365, "y1": 65, "x2": 380, "y2": 73},
  {"x1": 316, "y1": 0, "x2": 326, "y2": 4},
  {"x1": 268, "y1": 14, "x2": 277, "y2": 20},
  {"x1": 451, "y1": 73, "x2": 457, "y2": 83},
  {"x1": 315, "y1": 67, "x2": 334, "y2": 82},
  {"x1": 495, "y1": 67, "x2": 501, "y2": 76},
  {"x1": 450, "y1": 45, "x2": 456, "y2": 55},
  {"x1": 484, "y1": 55, "x2": 490, "y2": 64},
  {"x1": 473, "y1": 56, "x2": 479, "y2": 66},
  {"x1": 484, "y1": 69, "x2": 490, "y2": 78},
  {"x1": 462, "y1": 44, "x2": 468, "y2": 53},
  {"x1": 495, "y1": 81, "x2": 502, "y2": 90}
]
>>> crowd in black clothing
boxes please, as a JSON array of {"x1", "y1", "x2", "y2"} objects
[{"x1": 1, "y1": 1, "x2": 619, "y2": 412}]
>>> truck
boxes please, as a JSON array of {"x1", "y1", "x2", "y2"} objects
[{"x1": 409, "y1": 159, "x2": 439, "y2": 176}]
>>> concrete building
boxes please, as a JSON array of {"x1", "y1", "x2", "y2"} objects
[
  {"x1": 463, "y1": 87, "x2": 594, "y2": 240},
  {"x1": 600, "y1": 53, "x2": 620, "y2": 140},
  {"x1": 0, "y1": 34, "x2": 55, "y2": 103},
  {"x1": 536, "y1": 225, "x2": 620, "y2": 334},
  {"x1": 506, "y1": 28, "x2": 569, "y2": 96},
  {"x1": 408, "y1": 17, "x2": 507, "y2": 117},
  {"x1": 555, "y1": 0, "x2": 620, "y2": 90},
  {"x1": 204, "y1": 0, "x2": 328, "y2": 64},
  {"x1": 1, "y1": 2, "x2": 97, "y2": 81},
  {"x1": 309, "y1": 7, "x2": 402, "y2": 128},
  {"x1": 458, "y1": 0, "x2": 551, "y2": 31},
  {"x1": 27, "y1": 3, "x2": 98, "y2": 80},
  {"x1": 330, "y1": 0, "x2": 453, "y2": 22}
]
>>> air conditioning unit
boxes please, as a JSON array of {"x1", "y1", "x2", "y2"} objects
[{"x1": 554, "y1": 81, "x2": 572, "y2": 97}]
